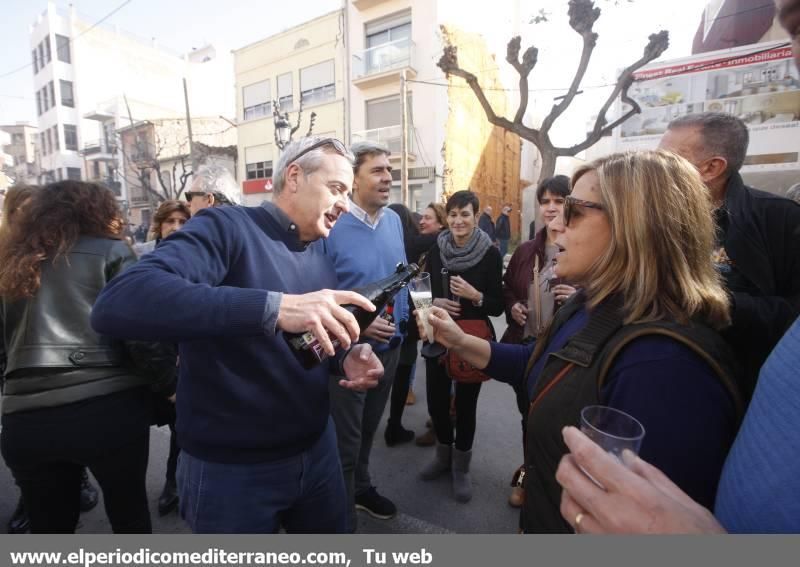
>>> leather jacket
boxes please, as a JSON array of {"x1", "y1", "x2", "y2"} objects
[{"x1": 1, "y1": 236, "x2": 177, "y2": 414}]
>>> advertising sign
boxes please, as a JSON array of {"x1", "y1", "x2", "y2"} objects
[{"x1": 616, "y1": 42, "x2": 800, "y2": 172}]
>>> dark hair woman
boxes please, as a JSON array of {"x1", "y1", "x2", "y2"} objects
[
  {"x1": 384, "y1": 203, "x2": 447, "y2": 446},
  {"x1": 0, "y1": 185, "x2": 37, "y2": 242},
  {"x1": 143, "y1": 199, "x2": 191, "y2": 516},
  {"x1": 0, "y1": 181, "x2": 176, "y2": 533},
  {"x1": 134, "y1": 200, "x2": 191, "y2": 257},
  {"x1": 502, "y1": 175, "x2": 577, "y2": 507},
  {"x1": 418, "y1": 190, "x2": 504, "y2": 502}
]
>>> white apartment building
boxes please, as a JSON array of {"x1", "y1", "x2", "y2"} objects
[
  {"x1": 347, "y1": 0, "x2": 528, "y2": 227},
  {"x1": 29, "y1": 2, "x2": 233, "y2": 207},
  {"x1": 233, "y1": 10, "x2": 347, "y2": 205}
]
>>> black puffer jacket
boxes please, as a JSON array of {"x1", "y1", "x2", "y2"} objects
[{"x1": 0, "y1": 236, "x2": 176, "y2": 414}]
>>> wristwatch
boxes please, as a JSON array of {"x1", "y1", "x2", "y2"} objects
[{"x1": 473, "y1": 293, "x2": 484, "y2": 307}]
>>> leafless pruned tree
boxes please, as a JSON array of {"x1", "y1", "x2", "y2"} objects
[{"x1": 437, "y1": 0, "x2": 669, "y2": 184}]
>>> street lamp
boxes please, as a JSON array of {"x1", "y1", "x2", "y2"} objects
[
  {"x1": 272, "y1": 100, "x2": 317, "y2": 152},
  {"x1": 273, "y1": 113, "x2": 292, "y2": 150}
]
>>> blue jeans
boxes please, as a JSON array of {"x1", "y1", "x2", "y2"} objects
[{"x1": 176, "y1": 418, "x2": 346, "y2": 533}]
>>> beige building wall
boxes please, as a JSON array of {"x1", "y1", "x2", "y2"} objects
[{"x1": 233, "y1": 10, "x2": 347, "y2": 206}]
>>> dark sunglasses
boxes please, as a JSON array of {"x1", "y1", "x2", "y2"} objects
[
  {"x1": 184, "y1": 191, "x2": 206, "y2": 202},
  {"x1": 563, "y1": 195, "x2": 605, "y2": 227},
  {"x1": 287, "y1": 138, "x2": 348, "y2": 165}
]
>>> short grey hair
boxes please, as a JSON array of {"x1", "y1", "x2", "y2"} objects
[
  {"x1": 786, "y1": 182, "x2": 800, "y2": 204},
  {"x1": 667, "y1": 112, "x2": 750, "y2": 175},
  {"x1": 191, "y1": 163, "x2": 240, "y2": 205},
  {"x1": 272, "y1": 136, "x2": 354, "y2": 195},
  {"x1": 350, "y1": 140, "x2": 391, "y2": 174}
]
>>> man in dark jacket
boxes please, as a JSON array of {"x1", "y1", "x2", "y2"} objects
[
  {"x1": 660, "y1": 112, "x2": 800, "y2": 399},
  {"x1": 478, "y1": 205, "x2": 496, "y2": 243},
  {"x1": 495, "y1": 204, "x2": 512, "y2": 258}
]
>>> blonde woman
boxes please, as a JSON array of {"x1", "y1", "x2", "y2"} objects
[{"x1": 418, "y1": 151, "x2": 743, "y2": 532}]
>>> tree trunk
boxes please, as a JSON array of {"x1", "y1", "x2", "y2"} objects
[{"x1": 538, "y1": 148, "x2": 557, "y2": 186}]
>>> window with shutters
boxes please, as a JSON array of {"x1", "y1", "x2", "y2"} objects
[
  {"x1": 277, "y1": 73, "x2": 293, "y2": 113},
  {"x1": 64, "y1": 124, "x2": 78, "y2": 151},
  {"x1": 44, "y1": 36, "x2": 51, "y2": 63},
  {"x1": 243, "y1": 80, "x2": 271, "y2": 121},
  {"x1": 300, "y1": 60, "x2": 335, "y2": 106},
  {"x1": 364, "y1": 11, "x2": 412, "y2": 75},
  {"x1": 246, "y1": 161, "x2": 273, "y2": 180}
]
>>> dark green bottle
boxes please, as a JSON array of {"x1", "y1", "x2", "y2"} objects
[{"x1": 284, "y1": 263, "x2": 420, "y2": 369}]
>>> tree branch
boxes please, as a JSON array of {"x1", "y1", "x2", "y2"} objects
[
  {"x1": 437, "y1": 43, "x2": 541, "y2": 143},
  {"x1": 555, "y1": 30, "x2": 669, "y2": 156},
  {"x1": 505, "y1": 37, "x2": 539, "y2": 124},
  {"x1": 539, "y1": 0, "x2": 600, "y2": 135}
]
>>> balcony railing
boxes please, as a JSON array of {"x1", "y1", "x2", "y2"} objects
[
  {"x1": 351, "y1": 125, "x2": 416, "y2": 156},
  {"x1": 81, "y1": 139, "x2": 117, "y2": 156},
  {"x1": 352, "y1": 38, "x2": 415, "y2": 80}
]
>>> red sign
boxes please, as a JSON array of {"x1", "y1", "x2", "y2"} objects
[
  {"x1": 634, "y1": 46, "x2": 793, "y2": 82},
  {"x1": 242, "y1": 178, "x2": 273, "y2": 194}
]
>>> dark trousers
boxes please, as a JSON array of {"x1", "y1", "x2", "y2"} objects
[
  {"x1": 388, "y1": 362, "x2": 414, "y2": 427},
  {"x1": 166, "y1": 423, "x2": 179, "y2": 483},
  {"x1": 425, "y1": 358, "x2": 482, "y2": 451},
  {"x1": 1, "y1": 388, "x2": 153, "y2": 534}
]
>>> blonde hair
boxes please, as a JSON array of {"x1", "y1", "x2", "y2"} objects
[{"x1": 572, "y1": 150, "x2": 730, "y2": 330}]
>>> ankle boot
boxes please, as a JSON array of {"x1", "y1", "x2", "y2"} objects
[
  {"x1": 452, "y1": 448, "x2": 473, "y2": 503},
  {"x1": 420, "y1": 443, "x2": 452, "y2": 480},
  {"x1": 7, "y1": 497, "x2": 30, "y2": 534},
  {"x1": 384, "y1": 420, "x2": 415, "y2": 447},
  {"x1": 79, "y1": 468, "x2": 99, "y2": 513}
]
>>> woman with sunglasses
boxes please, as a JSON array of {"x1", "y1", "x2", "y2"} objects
[
  {"x1": 417, "y1": 151, "x2": 743, "y2": 532},
  {"x1": 501, "y1": 175, "x2": 577, "y2": 508}
]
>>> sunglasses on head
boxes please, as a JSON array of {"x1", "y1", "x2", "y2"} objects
[
  {"x1": 286, "y1": 138, "x2": 348, "y2": 165},
  {"x1": 563, "y1": 195, "x2": 605, "y2": 227}
]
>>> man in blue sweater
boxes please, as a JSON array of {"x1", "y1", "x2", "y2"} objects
[
  {"x1": 324, "y1": 141, "x2": 409, "y2": 532},
  {"x1": 91, "y1": 137, "x2": 384, "y2": 534}
]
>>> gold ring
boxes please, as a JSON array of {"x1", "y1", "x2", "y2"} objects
[{"x1": 575, "y1": 513, "x2": 584, "y2": 530}]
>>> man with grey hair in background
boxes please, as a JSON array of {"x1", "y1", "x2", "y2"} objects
[
  {"x1": 323, "y1": 140, "x2": 409, "y2": 532},
  {"x1": 183, "y1": 163, "x2": 240, "y2": 216},
  {"x1": 659, "y1": 112, "x2": 800, "y2": 399},
  {"x1": 92, "y1": 137, "x2": 384, "y2": 533}
]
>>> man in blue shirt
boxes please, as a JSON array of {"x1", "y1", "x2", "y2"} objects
[
  {"x1": 324, "y1": 141, "x2": 409, "y2": 532},
  {"x1": 91, "y1": 137, "x2": 384, "y2": 533}
]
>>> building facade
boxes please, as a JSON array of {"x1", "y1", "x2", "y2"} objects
[
  {"x1": 118, "y1": 117, "x2": 238, "y2": 227},
  {"x1": 29, "y1": 2, "x2": 232, "y2": 209},
  {"x1": 0, "y1": 123, "x2": 39, "y2": 186},
  {"x1": 233, "y1": 10, "x2": 347, "y2": 206}
]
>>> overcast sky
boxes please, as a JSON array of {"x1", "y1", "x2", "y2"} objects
[{"x1": 0, "y1": 0, "x2": 705, "y2": 128}]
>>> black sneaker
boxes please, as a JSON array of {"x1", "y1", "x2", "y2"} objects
[{"x1": 355, "y1": 487, "x2": 396, "y2": 520}]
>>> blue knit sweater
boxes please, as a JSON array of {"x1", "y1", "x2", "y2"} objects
[
  {"x1": 323, "y1": 207, "x2": 409, "y2": 353},
  {"x1": 92, "y1": 205, "x2": 339, "y2": 464}
]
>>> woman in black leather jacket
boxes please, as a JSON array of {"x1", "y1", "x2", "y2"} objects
[{"x1": 0, "y1": 181, "x2": 176, "y2": 533}]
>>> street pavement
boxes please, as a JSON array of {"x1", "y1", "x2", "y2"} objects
[{"x1": 0, "y1": 316, "x2": 523, "y2": 534}]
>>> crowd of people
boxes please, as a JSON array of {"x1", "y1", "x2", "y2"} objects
[{"x1": 0, "y1": 0, "x2": 799, "y2": 535}]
